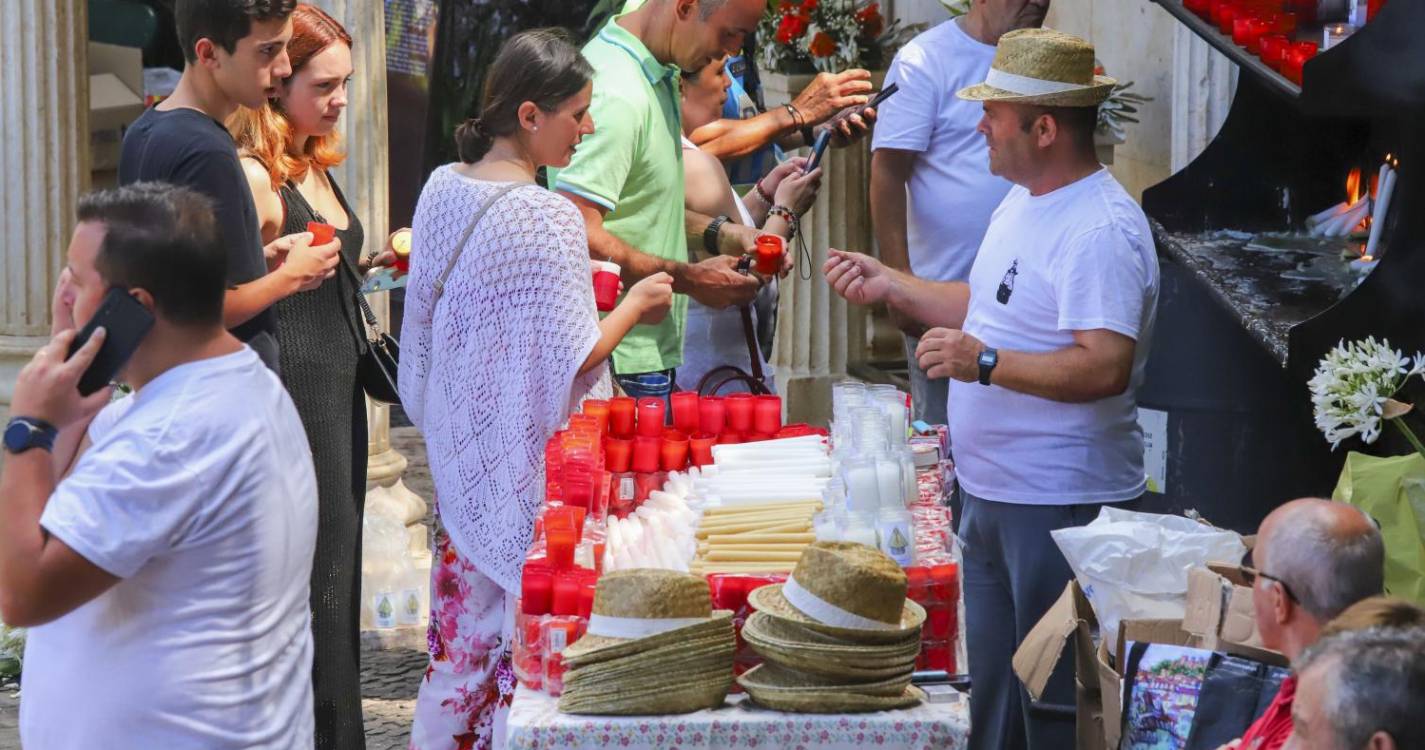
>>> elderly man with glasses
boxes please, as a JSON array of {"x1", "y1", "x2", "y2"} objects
[{"x1": 1218, "y1": 498, "x2": 1386, "y2": 750}]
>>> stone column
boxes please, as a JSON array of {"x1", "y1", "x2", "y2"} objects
[
  {"x1": 1171, "y1": 26, "x2": 1237, "y2": 173},
  {"x1": 315, "y1": 0, "x2": 427, "y2": 550},
  {"x1": 0, "y1": 0, "x2": 89, "y2": 420},
  {"x1": 762, "y1": 72, "x2": 880, "y2": 426}
]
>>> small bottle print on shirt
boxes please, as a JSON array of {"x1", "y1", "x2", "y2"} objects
[{"x1": 997, "y1": 260, "x2": 1019, "y2": 305}]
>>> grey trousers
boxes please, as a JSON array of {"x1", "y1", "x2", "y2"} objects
[
  {"x1": 903, "y1": 334, "x2": 949, "y2": 426},
  {"x1": 960, "y1": 490, "x2": 1144, "y2": 750}
]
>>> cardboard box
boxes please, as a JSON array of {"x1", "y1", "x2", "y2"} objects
[
  {"x1": 89, "y1": 42, "x2": 146, "y2": 171},
  {"x1": 1014, "y1": 581, "x2": 1206, "y2": 750},
  {"x1": 1182, "y1": 564, "x2": 1285, "y2": 664}
]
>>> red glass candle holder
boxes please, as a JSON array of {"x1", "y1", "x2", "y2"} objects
[
  {"x1": 753, "y1": 234, "x2": 785, "y2": 275},
  {"x1": 1217, "y1": 2, "x2": 1239, "y2": 34},
  {"x1": 631, "y1": 435, "x2": 660, "y2": 473},
  {"x1": 1259, "y1": 34, "x2": 1290, "y2": 71},
  {"x1": 670, "y1": 391, "x2": 700, "y2": 435},
  {"x1": 521, "y1": 565, "x2": 553, "y2": 616},
  {"x1": 581, "y1": 399, "x2": 610, "y2": 433},
  {"x1": 690, "y1": 433, "x2": 718, "y2": 467},
  {"x1": 551, "y1": 572, "x2": 581, "y2": 616},
  {"x1": 592, "y1": 261, "x2": 621, "y2": 313},
  {"x1": 604, "y1": 436, "x2": 632, "y2": 473},
  {"x1": 725, "y1": 393, "x2": 755, "y2": 433},
  {"x1": 545, "y1": 523, "x2": 577, "y2": 570},
  {"x1": 633, "y1": 471, "x2": 667, "y2": 504},
  {"x1": 718, "y1": 431, "x2": 743, "y2": 445},
  {"x1": 660, "y1": 430, "x2": 689, "y2": 471},
  {"x1": 1184, "y1": 0, "x2": 1210, "y2": 17},
  {"x1": 635, "y1": 397, "x2": 666, "y2": 437},
  {"x1": 698, "y1": 396, "x2": 726, "y2": 436},
  {"x1": 752, "y1": 395, "x2": 782, "y2": 436},
  {"x1": 306, "y1": 221, "x2": 335, "y2": 246},
  {"x1": 1283, "y1": 41, "x2": 1317, "y2": 85},
  {"x1": 1275, "y1": 10, "x2": 1297, "y2": 35},
  {"x1": 608, "y1": 397, "x2": 636, "y2": 437}
]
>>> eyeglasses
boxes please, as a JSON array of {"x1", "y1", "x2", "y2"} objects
[{"x1": 1244, "y1": 566, "x2": 1298, "y2": 603}]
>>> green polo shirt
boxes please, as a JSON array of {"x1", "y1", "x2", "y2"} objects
[{"x1": 550, "y1": 15, "x2": 687, "y2": 375}]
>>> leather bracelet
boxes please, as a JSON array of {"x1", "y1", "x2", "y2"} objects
[
  {"x1": 703, "y1": 214, "x2": 729, "y2": 257},
  {"x1": 784, "y1": 103, "x2": 804, "y2": 130},
  {"x1": 753, "y1": 180, "x2": 774, "y2": 206}
]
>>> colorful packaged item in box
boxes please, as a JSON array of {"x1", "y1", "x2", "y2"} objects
[{"x1": 707, "y1": 572, "x2": 789, "y2": 687}]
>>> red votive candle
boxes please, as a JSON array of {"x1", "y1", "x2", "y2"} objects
[
  {"x1": 603, "y1": 436, "x2": 632, "y2": 473},
  {"x1": 521, "y1": 565, "x2": 553, "y2": 616},
  {"x1": 631, "y1": 435, "x2": 660, "y2": 473},
  {"x1": 1275, "y1": 10, "x2": 1297, "y2": 35},
  {"x1": 690, "y1": 433, "x2": 718, "y2": 467},
  {"x1": 578, "y1": 579, "x2": 597, "y2": 620},
  {"x1": 1259, "y1": 33, "x2": 1290, "y2": 71},
  {"x1": 608, "y1": 397, "x2": 636, "y2": 437},
  {"x1": 1185, "y1": 0, "x2": 1210, "y2": 17},
  {"x1": 1217, "y1": 2, "x2": 1239, "y2": 34},
  {"x1": 581, "y1": 399, "x2": 610, "y2": 433},
  {"x1": 545, "y1": 521, "x2": 577, "y2": 570},
  {"x1": 592, "y1": 261, "x2": 621, "y2": 313},
  {"x1": 1283, "y1": 41, "x2": 1317, "y2": 85},
  {"x1": 698, "y1": 396, "x2": 726, "y2": 436},
  {"x1": 718, "y1": 431, "x2": 743, "y2": 445},
  {"x1": 752, "y1": 395, "x2": 782, "y2": 435},
  {"x1": 306, "y1": 221, "x2": 335, "y2": 246},
  {"x1": 725, "y1": 393, "x2": 755, "y2": 433},
  {"x1": 660, "y1": 430, "x2": 689, "y2": 471},
  {"x1": 670, "y1": 391, "x2": 700, "y2": 434},
  {"x1": 754, "y1": 234, "x2": 785, "y2": 275},
  {"x1": 551, "y1": 573, "x2": 581, "y2": 616},
  {"x1": 635, "y1": 397, "x2": 666, "y2": 437}
]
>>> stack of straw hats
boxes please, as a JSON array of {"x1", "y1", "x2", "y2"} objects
[
  {"x1": 558, "y1": 569, "x2": 736, "y2": 715},
  {"x1": 738, "y1": 541, "x2": 927, "y2": 712}
]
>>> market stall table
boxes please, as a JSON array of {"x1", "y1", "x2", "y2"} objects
[{"x1": 505, "y1": 685, "x2": 970, "y2": 750}]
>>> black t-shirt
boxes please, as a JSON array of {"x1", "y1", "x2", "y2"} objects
[{"x1": 118, "y1": 106, "x2": 279, "y2": 371}]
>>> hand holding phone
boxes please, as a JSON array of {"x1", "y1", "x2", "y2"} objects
[{"x1": 804, "y1": 83, "x2": 900, "y2": 173}]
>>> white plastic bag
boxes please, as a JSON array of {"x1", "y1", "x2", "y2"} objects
[{"x1": 1051, "y1": 507, "x2": 1247, "y2": 646}]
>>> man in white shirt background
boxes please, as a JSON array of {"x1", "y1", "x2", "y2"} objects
[
  {"x1": 0, "y1": 182, "x2": 319, "y2": 749},
  {"x1": 826, "y1": 30, "x2": 1159, "y2": 750},
  {"x1": 871, "y1": 0, "x2": 1049, "y2": 427}
]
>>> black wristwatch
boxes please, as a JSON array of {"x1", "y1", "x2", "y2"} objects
[
  {"x1": 4, "y1": 417, "x2": 57, "y2": 454},
  {"x1": 702, "y1": 215, "x2": 729, "y2": 258},
  {"x1": 977, "y1": 347, "x2": 999, "y2": 386}
]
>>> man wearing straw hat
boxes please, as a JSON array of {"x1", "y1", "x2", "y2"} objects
[{"x1": 824, "y1": 28, "x2": 1159, "y2": 750}]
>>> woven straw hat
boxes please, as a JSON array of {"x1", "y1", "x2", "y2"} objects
[
  {"x1": 563, "y1": 569, "x2": 732, "y2": 661},
  {"x1": 747, "y1": 542, "x2": 926, "y2": 641},
  {"x1": 737, "y1": 664, "x2": 926, "y2": 713},
  {"x1": 956, "y1": 28, "x2": 1115, "y2": 107},
  {"x1": 742, "y1": 612, "x2": 919, "y2": 680}
]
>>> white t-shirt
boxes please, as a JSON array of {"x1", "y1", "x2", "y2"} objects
[
  {"x1": 22, "y1": 346, "x2": 318, "y2": 749},
  {"x1": 872, "y1": 18, "x2": 1011, "y2": 283},
  {"x1": 949, "y1": 169, "x2": 1160, "y2": 505}
]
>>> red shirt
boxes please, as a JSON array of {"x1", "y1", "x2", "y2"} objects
[{"x1": 1236, "y1": 675, "x2": 1297, "y2": 750}]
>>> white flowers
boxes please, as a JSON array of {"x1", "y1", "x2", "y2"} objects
[{"x1": 1309, "y1": 337, "x2": 1425, "y2": 449}]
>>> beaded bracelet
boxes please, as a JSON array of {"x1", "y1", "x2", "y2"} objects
[
  {"x1": 753, "y1": 180, "x2": 774, "y2": 206},
  {"x1": 768, "y1": 205, "x2": 798, "y2": 238}
]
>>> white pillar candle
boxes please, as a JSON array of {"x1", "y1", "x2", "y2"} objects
[
  {"x1": 841, "y1": 459, "x2": 883, "y2": 513},
  {"x1": 1365, "y1": 161, "x2": 1397, "y2": 260}
]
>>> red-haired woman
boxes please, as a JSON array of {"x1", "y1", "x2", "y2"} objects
[{"x1": 229, "y1": 5, "x2": 400, "y2": 747}]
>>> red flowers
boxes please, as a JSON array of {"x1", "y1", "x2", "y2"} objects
[
  {"x1": 776, "y1": 11, "x2": 810, "y2": 45},
  {"x1": 809, "y1": 31, "x2": 838, "y2": 57},
  {"x1": 855, "y1": 2, "x2": 884, "y2": 38}
]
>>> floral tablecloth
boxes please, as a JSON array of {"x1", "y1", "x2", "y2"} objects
[{"x1": 504, "y1": 685, "x2": 970, "y2": 750}]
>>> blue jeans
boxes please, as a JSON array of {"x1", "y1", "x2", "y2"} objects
[
  {"x1": 959, "y1": 490, "x2": 1145, "y2": 750},
  {"x1": 614, "y1": 369, "x2": 677, "y2": 413}
]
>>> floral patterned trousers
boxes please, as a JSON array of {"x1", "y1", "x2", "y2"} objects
[{"x1": 409, "y1": 520, "x2": 518, "y2": 750}]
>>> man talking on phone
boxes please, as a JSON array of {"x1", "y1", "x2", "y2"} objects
[{"x1": 0, "y1": 183, "x2": 319, "y2": 748}]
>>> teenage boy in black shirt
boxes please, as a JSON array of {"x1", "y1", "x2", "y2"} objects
[{"x1": 120, "y1": 0, "x2": 340, "y2": 371}]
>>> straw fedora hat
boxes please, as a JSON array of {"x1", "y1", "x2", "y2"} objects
[
  {"x1": 747, "y1": 542, "x2": 926, "y2": 641},
  {"x1": 957, "y1": 28, "x2": 1116, "y2": 108},
  {"x1": 563, "y1": 569, "x2": 733, "y2": 662},
  {"x1": 737, "y1": 664, "x2": 926, "y2": 714},
  {"x1": 742, "y1": 612, "x2": 919, "y2": 680}
]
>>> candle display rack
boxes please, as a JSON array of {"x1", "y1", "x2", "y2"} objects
[{"x1": 1137, "y1": 0, "x2": 1425, "y2": 532}]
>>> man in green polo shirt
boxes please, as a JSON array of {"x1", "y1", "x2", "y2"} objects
[{"x1": 552, "y1": 0, "x2": 765, "y2": 401}]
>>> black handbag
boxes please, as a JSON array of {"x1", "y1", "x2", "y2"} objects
[{"x1": 339, "y1": 253, "x2": 402, "y2": 405}]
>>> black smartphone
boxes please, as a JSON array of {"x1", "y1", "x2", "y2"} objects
[
  {"x1": 866, "y1": 82, "x2": 900, "y2": 111},
  {"x1": 66, "y1": 287, "x2": 155, "y2": 396},
  {"x1": 804, "y1": 129, "x2": 833, "y2": 173}
]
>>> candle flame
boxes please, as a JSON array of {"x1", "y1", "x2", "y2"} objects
[
  {"x1": 1346, "y1": 168, "x2": 1363, "y2": 204},
  {"x1": 1362, "y1": 255, "x2": 1374, "y2": 262}
]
